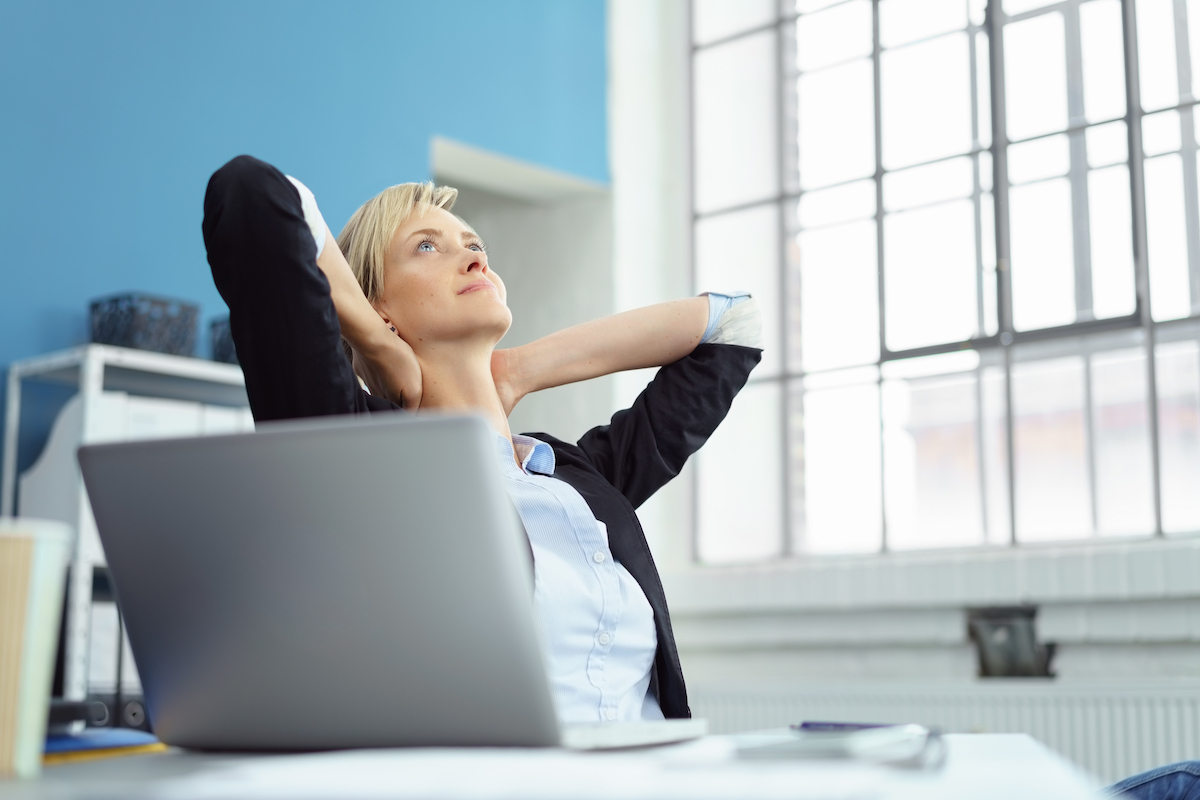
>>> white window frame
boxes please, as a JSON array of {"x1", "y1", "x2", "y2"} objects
[{"x1": 688, "y1": 0, "x2": 1200, "y2": 560}]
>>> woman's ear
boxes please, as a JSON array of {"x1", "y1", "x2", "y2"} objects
[{"x1": 371, "y1": 300, "x2": 399, "y2": 335}]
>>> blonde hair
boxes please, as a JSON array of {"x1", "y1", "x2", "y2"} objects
[{"x1": 337, "y1": 181, "x2": 459, "y2": 301}]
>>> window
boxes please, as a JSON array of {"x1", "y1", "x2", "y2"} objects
[{"x1": 691, "y1": 0, "x2": 1200, "y2": 561}]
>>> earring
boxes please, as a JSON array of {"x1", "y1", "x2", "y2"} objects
[{"x1": 390, "y1": 326, "x2": 396, "y2": 332}]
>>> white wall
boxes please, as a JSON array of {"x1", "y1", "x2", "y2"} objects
[{"x1": 449, "y1": 187, "x2": 613, "y2": 444}]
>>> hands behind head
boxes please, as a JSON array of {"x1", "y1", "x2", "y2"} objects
[
  {"x1": 352, "y1": 322, "x2": 423, "y2": 410},
  {"x1": 352, "y1": 320, "x2": 526, "y2": 416}
]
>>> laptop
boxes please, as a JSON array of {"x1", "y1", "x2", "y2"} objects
[{"x1": 77, "y1": 413, "x2": 706, "y2": 751}]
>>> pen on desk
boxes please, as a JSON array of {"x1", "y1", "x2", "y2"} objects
[{"x1": 791, "y1": 721, "x2": 891, "y2": 732}]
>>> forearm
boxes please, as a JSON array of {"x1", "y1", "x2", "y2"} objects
[
  {"x1": 315, "y1": 224, "x2": 390, "y2": 358},
  {"x1": 505, "y1": 297, "x2": 709, "y2": 397},
  {"x1": 203, "y1": 156, "x2": 369, "y2": 420}
]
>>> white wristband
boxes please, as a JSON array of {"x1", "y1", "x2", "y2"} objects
[
  {"x1": 700, "y1": 292, "x2": 761, "y2": 348},
  {"x1": 286, "y1": 175, "x2": 328, "y2": 259}
]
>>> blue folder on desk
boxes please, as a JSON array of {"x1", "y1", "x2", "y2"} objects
[{"x1": 46, "y1": 728, "x2": 164, "y2": 762}]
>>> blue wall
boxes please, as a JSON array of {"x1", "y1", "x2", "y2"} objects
[{"x1": 0, "y1": 0, "x2": 607, "y2": 476}]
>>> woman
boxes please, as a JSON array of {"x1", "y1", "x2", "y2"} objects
[{"x1": 201, "y1": 155, "x2": 761, "y2": 724}]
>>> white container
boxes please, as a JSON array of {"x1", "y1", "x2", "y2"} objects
[{"x1": 0, "y1": 518, "x2": 72, "y2": 779}]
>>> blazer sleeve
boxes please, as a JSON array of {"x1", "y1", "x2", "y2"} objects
[{"x1": 573, "y1": 342, "x2": 761, "y2": 509}]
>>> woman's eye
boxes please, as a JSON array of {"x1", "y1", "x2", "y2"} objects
[
  {"x1": 469, "y1": 244, "x2": 483, "y2": 252},
  {"x1": 417, "y1": 241, "x2": 436, "y2": 252}
]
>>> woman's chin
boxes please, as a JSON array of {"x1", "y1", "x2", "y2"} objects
[{"x1": 427, "y1": 313, "x2": 511, "y2": 346}]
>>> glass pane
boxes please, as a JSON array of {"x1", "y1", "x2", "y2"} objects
[
  {"x1": 980, "y1": 149, "x2": 993, "y2": 192},
  {"x1": 796, "y1": 0, "x2": 845, "y2": 12},
  {"x1": 880, "y1": 0, "x2": 968, "y2": 49},
  {"x1": 1079, "y1": 0, "x2": 1127, "y2": 123},
  {"x1": 1005, "y1": 13, "x2": 1068, "y2": 141},
  {"x1": 1143, "y1": 109, "x2": 1182, "y2": 156},
  {"x1": 970, "y1": 0, "x2": 987, "y2": 26},
  {"x1": 1086, "y1": 120, "x2": 1127, "y2": 168},
  {"x1": 1145, "y1": 154, "x2": 1192, "y2": 321},
  {"x1": 884, "y1": 156, "x2": 973, "y2": 211},
  {"x1": 1157, "y1": 339, "x2": 1200, "y2": 534},
  {"x1": 693, "y1": 0, "x2": 776, "y2": 45},
  {"x1": 885, "y1": 200, "x2": 978, "y2": 350},
  {"x1": 796, "y1": 0, "x2": 872, "y2": 72},
  {"x1": 697, "y1": 381, "x2": 784, "y2": 562},
  {"x1": 695, "y1": 204, "x2": 782, "y2": 376},
  {"x1": 1191, "y1": 0, "x2": 1200, "y2": 98},
  {"x1": 798, "y1": 179, "x2": 876, "y2": 228},
  {"x1": 881, "y1": 349, "x2": 980, "y2": 379},
  {"x1": 981, "y1": 364, "x2": 1011, "y2": 543},
  {"x1": 797, "y1": 220, "x2": 880, "y2": 371},
  {"x1": 1091, "y1": 348, "x2": 1155, "y2": 537},
  {"x1": 1089, "y1": 164, "x2": 1137, "y2": 319},
  {"x1": 1137, "y1": 0, "x2": 1179, "y2": 112},
  {"x1": 798, "y1": 375, "x2": 883, "y2": 553},
  {"x1": 694, "y1": 32, "x2": 780, "y2": 213},
  {"x1": 1010, "y1": 178, "x2": 1077, "y2": 330},
  {"x1": 881, "y1": 33, "x2": 973, "y2": 169},
  {"x1": 883, "y1": 369, "x2": 984, "y2": 550},
  {"x1": 981, "y1": 190, "x2": 999, "y2": 336},
  {"x1": 798, "y1": 59, "x2": 876, "y2": 189},
  {"x1": 1005, "y1": 0, "x2": 1057, "y2": 13},
  {"x1": 976, "y1": 32, "x2": 992, "y2": 150},
  {"x1": 1008, "y1": 133, "x2": 1070, "y2": 184},
  {"x1": 1011, "y1": 356, "x2": 1092, "y2": 541}
]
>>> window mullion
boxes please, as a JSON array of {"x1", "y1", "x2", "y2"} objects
[
  {"x1": 1065, "y1": 0, "x2": 1101, "y2": 539},
  {"x1": 986, "y1": 0, "x2": 1018, "y2": 546},
  {"x1": 1122, "y1": 0, "x2": 1165, "y2": 537},
  {"x1": 872, "y1": 0, "x2": 888, "y2": 555},
  {"x1": 775, "y1": 13, "x2": 792, "y2": 560},
  {"x1": 970, "y1": 26, "x2": 988, "y2": 338},
  {"x1": 988, "y1": 1, "x2": 1015, "y2": 339},
  {"x1": 1065, "y1": 0, "x2": 1096, "y2": 321},
  {"x1": 1172, "y1": 0, "x2": 1200, "y2": 312},
  {"x1": 969, "y1": 14, "x2": 993, "y2": 544}
]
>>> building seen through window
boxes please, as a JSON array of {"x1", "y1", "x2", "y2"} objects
[{"x1": 691, "y1": 0, "x2": 1200, "y2": 561}]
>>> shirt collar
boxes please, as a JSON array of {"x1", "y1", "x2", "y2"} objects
[{"x1": 496, "y1": 433, "x2": 556, "y2": 476}]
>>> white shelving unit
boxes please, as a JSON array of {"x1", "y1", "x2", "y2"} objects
[{"x1": 1, "y1": 344, "x2": 253, "y2": 702}]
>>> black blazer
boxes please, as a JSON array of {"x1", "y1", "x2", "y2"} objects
[
  {"x1": 203, "y1": 156, "x2": 758, "y2": 716},
  {"x1": 523, "y1": 342, "x2": 761, "y2": 718}
]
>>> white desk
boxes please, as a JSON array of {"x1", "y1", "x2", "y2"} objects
[{"x1": 7, "y1": 734, "x2": 1106, "y2": 799}]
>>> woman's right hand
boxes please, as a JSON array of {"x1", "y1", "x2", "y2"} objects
[
  {"x1": 352, "y1": 324, "x2": 423, "y2": 410},
  {"x1": 311, "y1": 222, "x2": 422, "y2": 409}
]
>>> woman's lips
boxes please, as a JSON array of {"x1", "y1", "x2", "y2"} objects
[{"x1": 458, "y1": 279, "x2": 498, "y2": 295}]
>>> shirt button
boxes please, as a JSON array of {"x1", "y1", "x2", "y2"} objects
[
  {"x1": 605, "y1": 708, "x2": 617, "y2": 721},
  {"x1": 593, "y1": 551, "x2": 606, "y2": 563},
  {"x1": 598, "y1": 632, "x2": 611, "y2": 646}
]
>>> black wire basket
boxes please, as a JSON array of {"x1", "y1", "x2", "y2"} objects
[
  {"x1": 89, "y1": 293, "x2": 199, "y2": 357},
  {"x1": 210, "y1": 316, "x2": 238, "y2": 364}
]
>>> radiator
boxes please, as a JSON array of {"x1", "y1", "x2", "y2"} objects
[{"x1": 689, "y1": 680, "x2": 1200, "y2": 783}]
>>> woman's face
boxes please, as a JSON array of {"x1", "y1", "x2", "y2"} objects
[{"x1": 376, "y1": 206, "x2": 511, "y2": 351}]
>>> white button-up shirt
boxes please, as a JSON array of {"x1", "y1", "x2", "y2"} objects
[{"x1": 494, "y1": 433, "x2": 664, "y2": 724}]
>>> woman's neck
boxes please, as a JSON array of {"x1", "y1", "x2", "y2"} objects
[{"x1": 416, "y1": 343, "x2": 512, "y2": 444}]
